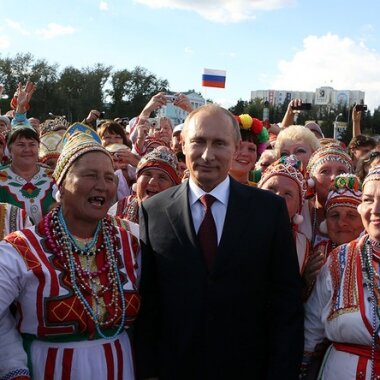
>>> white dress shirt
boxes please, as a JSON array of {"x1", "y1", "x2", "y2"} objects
[{"x1": 188, "y1": 176, "x2": 230, "y2": 244}]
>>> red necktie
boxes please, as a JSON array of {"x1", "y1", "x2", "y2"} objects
[{"x1": 197, "y1": 194, "x2": 217, "y2": 271}]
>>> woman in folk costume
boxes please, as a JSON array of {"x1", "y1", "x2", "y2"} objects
[
  {"x1": 229, "y1": 114, "x2": 269, "y2": 185},
  {"x1": 0, "y1": 125, "x2": 140, "y2": 379},
  {"x1": 109, "y1": 145, "x2": 180, "y2": 224},
  {"x1": 0, "y1": 83, "x2": 54, "y2": 224},
  {"x1": 303, "y1": 174, "x2": 364, "y2": 301},
  {"x1": 301, "y1": 165, "x2": 380, "y2": 379},
  {"x1": 258, "y1": 154, "x2": 309, "y2": 273},
  {"x1": 300, "y1": 143, "x2": 354, "y2": 246},
  {"x1": 0, "y1": 202, "x2": 32, "y2": 241}
]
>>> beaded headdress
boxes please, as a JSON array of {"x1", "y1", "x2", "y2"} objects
[
  {"x1": 53, "y1": 123, "x2": 111, "y2": 186},
  {"x1": 307, "y1": 143, "x2": 353, "y2": 176},
  {"x1": 257, "y1": 154, "x2": 307, "y2": 212},
  {"x1": 325, "y1": 174, "x2": 362, "y2": 213},
  {"x1": 39, "y1": 117, "x2": 68, "y2": 136},
  {"x1": 136, "y1": 146, "x2": 180, "y2": 185},
  {"x1": 258, "y1": 154, "x2": 307, "y2": 213},
  {"x1": 39, "y1": 131, "x2": 64, "y2": 164},
  {"x1": 362, "y1": 165, "x2": 380, "y2": 189}
]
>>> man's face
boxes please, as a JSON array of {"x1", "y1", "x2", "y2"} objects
[{"x1": 182, "y1": 109, "x2": 238, "y2": 192}]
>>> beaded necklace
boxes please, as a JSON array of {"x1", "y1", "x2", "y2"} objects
[
  {"x1": 58, "y1": 208, "x2": 101, "y2": 256},
  {"x1": 45, "y1": 207, "x2": 126, "y2": 340},
  {"x1": 360, "y1": 237, "x2": 380, "y2": 379}
]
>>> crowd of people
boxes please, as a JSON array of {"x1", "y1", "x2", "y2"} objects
[{"x1": 0, "y1": 81, "x2": 379, "y2": 379}]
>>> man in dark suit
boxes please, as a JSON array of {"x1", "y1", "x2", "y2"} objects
[{"x1": 134, "y1": 104, "x2": 303, "y2": 380}]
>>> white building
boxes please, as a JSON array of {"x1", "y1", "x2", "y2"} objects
[
  {"x1": 251, "y1": 87, "x2": 365, "y2": 109},
  {"x1": 157, "y1": 91, "x2": 205, "y2": 126}
]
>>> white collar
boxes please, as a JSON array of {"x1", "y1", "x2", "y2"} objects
[{"x1": 188, "y1": 176, "x2": 230, "y2": 207}]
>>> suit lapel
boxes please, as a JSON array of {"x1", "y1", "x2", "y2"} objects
[{"x1": 165, "y1": 181, "x2": 199, "y2": 250}]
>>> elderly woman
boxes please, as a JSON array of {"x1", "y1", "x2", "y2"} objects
[
  {"x1": 301, "y1": 144, "x2": 353, "y2": 246},
  {"x1": 318, "y1": 174, "x2": 363, "y2": 252},
  {"x1": 301, "y1": 165, "x2": 380, "y2": 379},
  {"x1": 258, "y1": 155, "x2": 309, "y2": 273},
  {"x1": 274, "y1": 124, "x2": 320, "y2": 169},
  {"x1": 229, "y1": 114, "x2": 268, "y2": 186},
  {"x1": 0, "y1": 127, "x2": 140, "y2": 379},
  {"x1": 0, "y1": 85, "x2": 54, "y2": 224},
  {"x1": 109, "y1": 146, "x2": 180, "y2": 223},
  {"x1": 303, "y1": 174, "x2": 364, "y2": 300}
]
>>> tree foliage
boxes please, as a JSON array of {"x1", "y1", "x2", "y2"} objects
[{"x1": 0, "y1": 53, "x2": 168, "y2": 122}]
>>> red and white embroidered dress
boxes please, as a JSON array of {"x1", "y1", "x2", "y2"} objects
[
  {"x1": 304, "y1": 235, "x2": 380, "y2": 379},
  {"x1": 0, "y1": 216, "x2": 140, "y2": 380}
]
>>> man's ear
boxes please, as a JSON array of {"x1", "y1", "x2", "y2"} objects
[{"x1": 233, "y1": 141, "x2": 240, "y2": 159}]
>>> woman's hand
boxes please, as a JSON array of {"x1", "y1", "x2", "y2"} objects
[
  {"x1": 303, "y1": 251, "x2": 325, "y2": 289},
  {"x1": 173, "y1": 93, "x2": 193, "y2": 113},
  {"x1": 140, "y1": 92, "x2": 167, "y2": 118},
  {"x1": 15, "y1": 81, "x2": 36, "y2": 114},
  {"x1": 113, "y1": 148, "x2": 139, "y2": 168}
]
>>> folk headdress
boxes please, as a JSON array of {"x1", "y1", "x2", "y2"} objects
[
  {"x1": 325, "y1": 174, "x2": 362, "y2": 213},
  {"x1": 362, "y1": 165, "x2": 380, "y2": 189},
  {"x1": 53, "y1": 122, "x2": 110, "y2": 187},
  {"x1": 258, "y1": 154, "x2": 307, "y2": 224},
  {"x1": 39, "y1": 116, "x2": 68, "y2": 136},
  {"x1": 305, "y1": 143, "x2": 353, "y2": 197},
  {"x1": 319, "y1": 174, "x2": 362, "y2": 234},
  {"x1": 39, "y1": 131, "x2": 64, "y2": 165},
  {"x1": 306, "y1": 143, "x2": 353, "y2": 177},
  {"x1": 136, "y1": 145, "x2": 180, "y2": 185}
]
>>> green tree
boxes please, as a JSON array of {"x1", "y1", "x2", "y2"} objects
[
  {"x1": 108, "y1": 66, "x2": 169, "y2": 117},
  {"x1": 229, "y1": 99, "x2": 248, "y2": 115}
]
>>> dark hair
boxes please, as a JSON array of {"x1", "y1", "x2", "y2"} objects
[
  {"x1": 355, "y1": 150, "x2": 380, "y2": 181},
  {"x1": 348, "y1": 134, "x2": 376, "y2": 157},
  {"x1": 97, "y1": 121, "x2": 131, "y2": 148},
  {"x1": 240, "y1": 128, "x2": 258, "y2": 146},
  {"x1": 7, "y1": 127, "x2": 40, "y2": 147}
]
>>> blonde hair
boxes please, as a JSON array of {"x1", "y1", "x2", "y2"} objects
[{"x1": 274, "y1": 125, "x2": 320, "y2": 157}]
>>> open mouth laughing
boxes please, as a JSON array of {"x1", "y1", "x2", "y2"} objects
[{"x1": 88, "y1": 196, "x2": 105, "y2": 206}]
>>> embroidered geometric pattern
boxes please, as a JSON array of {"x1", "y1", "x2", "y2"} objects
[
  {"x1": 328, "y1": 240, "x2": 359, "y2": 320},
  {"x1": 1, "y1": 368, "x2": 30, "y2": 380}
]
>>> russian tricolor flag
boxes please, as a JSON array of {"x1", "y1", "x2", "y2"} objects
[{"x1": 202, "y1": 68, "x2": 226, "y2": 88}]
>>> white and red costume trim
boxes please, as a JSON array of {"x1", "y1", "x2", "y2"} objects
[{"x1": 0, "y1": 216, "x2": 140, "y2": 379}]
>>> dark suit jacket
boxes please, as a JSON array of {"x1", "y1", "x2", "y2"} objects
[{"x1": 134, "y1": 177, "x2": 303, "y2": 380}]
